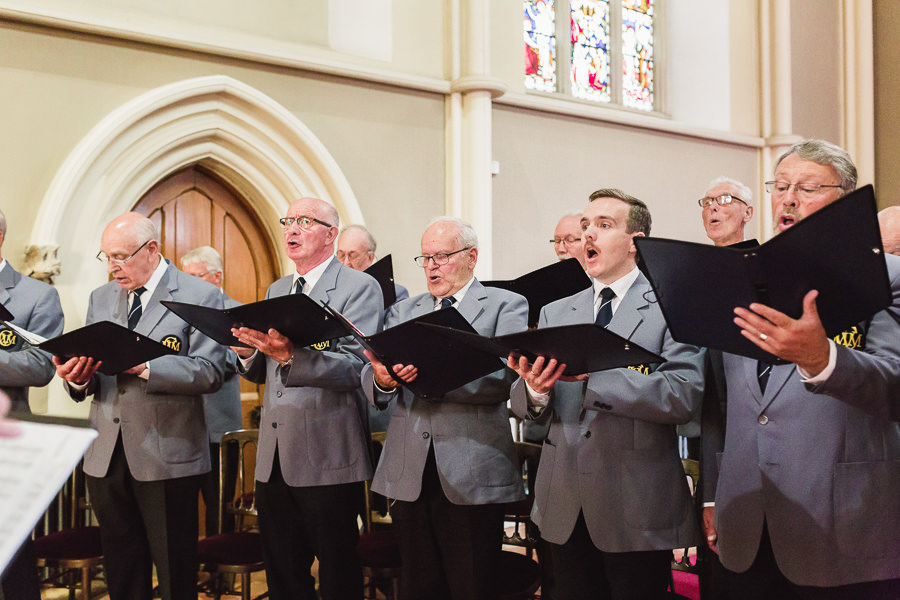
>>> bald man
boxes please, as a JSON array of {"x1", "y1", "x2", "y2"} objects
[
  {"x1": 55, "y1": 213, "x2": 225, "y2": 600},
  {"x1": 878, "y1": 206, "x2": 900, "y2": 256},
  {"x1": 232, "y1": 198, "x2": 383, "y2": 600}
]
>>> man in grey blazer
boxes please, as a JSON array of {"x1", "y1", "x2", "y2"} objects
[
  {"x1": 703, "y1": 139, "x2": 900, "y2": 599},
  {"x1": 337, "y1": 223, "x2": 410, "y2": 303},
  {"x1": 0, "y1": 208, "x2": 63, "y2": 600},
  {"x1": 231, "y1": 197, "x2": 382, "y2": 600},
  {"x1": 181, "y1": 246, "x2": 243, "y2": 537},
  {"x1": 509, "y1": 190, "x2": 705, "y2": 600},
  {"x1": 55, "y1": 213, "x2": 225, "y2": 600},
  {"x1": 362, "y1": 217, "x2": 528, "y2": 600}
]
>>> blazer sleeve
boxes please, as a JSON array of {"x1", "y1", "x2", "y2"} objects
[
  {"x1": 582, "y1": 327, "x2": 706, "y2": 425},
  {"x1": 282, "y1": 275, "x2": 383, "y2": 391},
  {"x1": 808, "y1": 257, "x2": 900, "y2": 421},
  {"x1": 0, "y1": 283, "x2": 63, "y2": 388}
]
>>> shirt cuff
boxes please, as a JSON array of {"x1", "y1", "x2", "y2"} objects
[
  {"x1": 68, "y1": 380, "x2": 89, "y2": 391},
  {"x1": 703, "y1": 502, "x2": 715, "y2": 508},
  {"x1": 525, "y1": 382, "x2": 550, "y2": 413},
  {"x1": 798, "y1": 339, "x2": 837, "y2": 383},
  {"x1": 138, "y1": 362, "x2": 150, "y2": 380},
  {"x1": 374, "y1": 379, "x2": 399, "y2": 395},
  {"x1": 239, "y1": 351, "x2": 258, "y2": 371}
]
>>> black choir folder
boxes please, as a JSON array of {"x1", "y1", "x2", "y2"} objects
[
  {"x1": 364, "y1": 255, "x2": 397, "y2": 308},
  {"x1": 634, "y1": 185, "x2": 891, "y2": 363},
  {"x1": 0, "y1": 302, "x2": 13, "y2": 322},
  {"x1": 37, "y1": 321, "x2": 177, "y2": 375},
  {"x1": 483, "y1": 258, "x2": 591, "y2": 327},
  {"x1": 324, "y1": 305, "x2": 506, "y2": 399},
  {"x1": 161, "y1": 293, "x2": 347, "y2": 349},
  {"x1": 420, "y1": 322, "x2": 664, "y2": 376}
]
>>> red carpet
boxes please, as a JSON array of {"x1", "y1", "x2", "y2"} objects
[{"x1": 670, "y1": 569, "x2": 700, "y2": 600}]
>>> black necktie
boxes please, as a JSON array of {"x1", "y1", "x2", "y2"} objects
[
  {"x1": 757, "y1": 360, "x2": 772, "y2": 393},
  {"x1": 294, "y1": 276, "x2": 306, "y2": 295},
  {"x1": 594, "y1": 287, "x2": 615, "y2": 328},
  {"x1": 127, "y1": 287, "x2": 146, "y2": 330},
  {"x1": 439, "y1": 296, "x2": 456, "y2": 309}
]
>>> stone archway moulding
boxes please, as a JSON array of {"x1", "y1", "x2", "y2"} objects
[{"x1": 32, "y1": 74, "x2": 362, "y2": 298}]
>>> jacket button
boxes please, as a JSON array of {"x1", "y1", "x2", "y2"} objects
[
  {"x1": 272, "y1": 423, "x2": 278, "y2": 429},
  {"x1": 276, "y1": 391, "x2": 283, "y2": 398},
  {"x1": 593, "y1": 401, "x2": 601, "y2": 407},
  {"x1": 758, "y1": 414, "x2": 769, "y2": 425},
  {"x1": 422, "y1": 432, "x2": 430, "y2": 440},
  {"x1": 584, "y1": 431, "x2": 592, "y2": 438},
  {"x1": 119, "y1": 389, "x2": 126, "y2": 395},
  {"x1": 113, "y1": 417, "x2": 120, "y2": 424}
]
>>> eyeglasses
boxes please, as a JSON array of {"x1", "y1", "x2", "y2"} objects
[
  {"x1": 698, "y1": 194, "x2": 747, "y2": 208},
  {"x1": 96, "y1": 239, "x2": 150, "y2": 266},
  {"x1": 279, "y1": 215, "x2": 333, "y2": 230},
  {"x1": 764, "y1": 181, "x2": 843, "y2": 197},
  {"x1": 414, "y1": 247, "x2": 470, "y2": 268},
  {"x1": 550, "y1": 236, "x2": 582, "y2": 246}
]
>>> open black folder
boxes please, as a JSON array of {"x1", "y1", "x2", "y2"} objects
[
  {"x1": 324, "y1": 305, "x2": 507, "y2": 399},
  {"x1": 36, "y1": 321, "x2": 177, "y2": 375},
  {"x1": 0, "y1": 302, "x2": 13, "y2": 322},
  {"x1": 162, "y1": 294, "x2": 347, "y2": 349},
  {"x1": 419, "y1": 322, "x2": 664, "y2": 376},
  {"x1": 364, "y1": 255, "x2": 397, "y2": 308},
  {"x1": 483, "y1": 258, "x2": 591, "y2": 327},
  {"x1": 633, "y1": 185, "x2": 891, "y2": 362}
]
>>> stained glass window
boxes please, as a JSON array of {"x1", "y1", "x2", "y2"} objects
[
  {"x1": 621, "y1": 0, "x2": 654, "y2": 111},
  {"x1": 570, "y1": 0, "x2": 610, "y2": 102},
  {"x1": 525, "y1": 0, "x2": 557, "y2": 92}
]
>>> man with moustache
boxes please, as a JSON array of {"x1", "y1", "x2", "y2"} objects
[
  {"x1": 55, "y1": 213, "x2": 225, "y2": 600},
  {"x1": 703, "y1": 139, "x2": 900, "y2": 599},
  {"x1": 508, "y1": 189, "x2": 705, "y2": 600},
  {"x1": 0, "y1": 208, "x2": 64, "y2": 600},
  {"x1": 361, "y1": 217, "x2": 528, "y2": 600},
  {"x1": 231, "y1": 197, "x2": 382, "y2": 600},
  {"x1": 336, "y1": 224, "x2": 410, "y2": 304},
  {"x1": 180, "y1": 246, "x2": 243, "y2": 538},
  {"x1": 551, "y1": 211, "x2": 586, "y2": 267}
]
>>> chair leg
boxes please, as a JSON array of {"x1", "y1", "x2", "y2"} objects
[
  {"x1": 241, "y1": 572, "x2": 251, "y2": 600},
  {"x1": 81, "y1": 566, "x2": 92, "y2": 600}
]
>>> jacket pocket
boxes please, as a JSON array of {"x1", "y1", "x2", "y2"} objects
[{"x1": 833, "y1": 460, "x2": 900, "y2": 559}]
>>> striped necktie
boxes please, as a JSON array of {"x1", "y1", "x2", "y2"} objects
[
  {"x1": 595, "y1": 287, "x2": 616, "y2": 328},
  {"x1": 127, "y1": 287, "x2": 146, "y2": 330}
]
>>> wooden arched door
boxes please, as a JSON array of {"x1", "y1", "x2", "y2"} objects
[{"x1": 133, "y1": 165, "x2": 281, "y2": 419}]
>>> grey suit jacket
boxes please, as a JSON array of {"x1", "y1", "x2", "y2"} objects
[
  {"x1": 394, "y1": 283, "x2": 409, "y2": 304},
  {"x1": 242, "y1": 257, "x2": 382, "y2": 487},
  {"x1": 510, "y1": 273, "x2": 705, "y2": 552},
  {"x1": 0, "y1": 263, "x2": 64, "y2": 410},
  {"x1": 714, "y1": 253, "x2": 900, "y2": 587},
  {"x1": 65, "y1": 261, "x2": 226, "y2": 481},
  {"x1": 361, "y1": 279, "x2": 528, "y2": 505},
  {"x1": 203, "y1": 291, "x2": 243, "y2": 443}
]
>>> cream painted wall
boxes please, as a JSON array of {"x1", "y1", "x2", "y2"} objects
[
  {"x1": 491, "y1": 105, "x2": 761, "y2": 278},
  {"x1": 874, "y1": 0, "x2": 900, "y2": 208},
  {"x1": 790, "y1": 0, "x2": 842, "y2": 144}
]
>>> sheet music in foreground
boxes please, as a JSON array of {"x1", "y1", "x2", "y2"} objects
[{"x1": 0, "y1": 419, "x2": 97, "y2": 574}]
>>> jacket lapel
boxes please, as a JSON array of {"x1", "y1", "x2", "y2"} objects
[
  {"x1": 308, "y1": 257, "x2": 340, "y2": 306},
  {"x1": 456, "y1": 279, "x2": 486, "y2": 326},
  {"x1": 135, "y1": 263, "x2": 174, "y2": 336},
  {"x1": 607, "y1": 274, "x2": 649, "y2": 340},
  {"x1": 0, "y1": 263, "x2": 18, "y2": 305}
]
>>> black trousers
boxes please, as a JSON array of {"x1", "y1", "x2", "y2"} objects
[
  {"x1": 725, "y1": 522, "x2": 900, "y2": 600},
  {"x1": 199, "y1": 441, "x2": 238, "y2": 536},
  {"x1": 391, "y1": 447, "x2": 505, "y2": 600},
  {"x1": 255, "y1": 447, "x2": 363, "y2": 600},
  {"x1": 549, "y1": 512, "x2": 672, "y2": 600},
  {"x1": 86, "y1": 436, "x2": 202, "y2": 600},
  {"x1": 0, "y1": 539, "x2": 41, "y2": 600}
]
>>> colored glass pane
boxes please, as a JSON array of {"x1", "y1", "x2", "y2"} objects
[
  {"x1": 570, "y1": 0, "x2": 610, "y2": 102},
  {"x1": 622, "y1": 0, "x2": 654, "y2": 110},
  {"x1": 525, "y1": 0, "x2": 558, "y2": 92}
]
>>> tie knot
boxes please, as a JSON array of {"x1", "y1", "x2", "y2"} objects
[
  {"x1": 599, "y1": 287, "x2": 615, "y2": 302},
  {"x1": 294, "y1": 277, "x2": 306, "y2": 294},
  {"x1": 439, "y1": 296, "x2": 456, "y2": 309},
  {"x1": 133, "y1": 286, "x2": 147, "y2": 297}
]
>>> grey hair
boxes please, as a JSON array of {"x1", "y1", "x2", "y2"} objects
[
  {"x1": 426, "y1": 216, "x2": 479, "y2": 249},
  {"x1": 181, "y1": 246, "x2": 224, "y2": 273},
  {"x1": 132, "y1": 216, "x2": 160, "y2": 246},
  {"x1": 706, "y1": 176, "x2": 754, "y2": 208},
  {"x1": 320, "y1": 202, "x2": 340, "y2": 230},
  {"x1": 340, "y1": 225, "x2": 377, "y2": 252},
  {"x1": 775, "y1": 139, "x2": 858, "y2": 192},
  {"x1": 0, "y1": 208, "x2": 6, "y2": 237}
]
